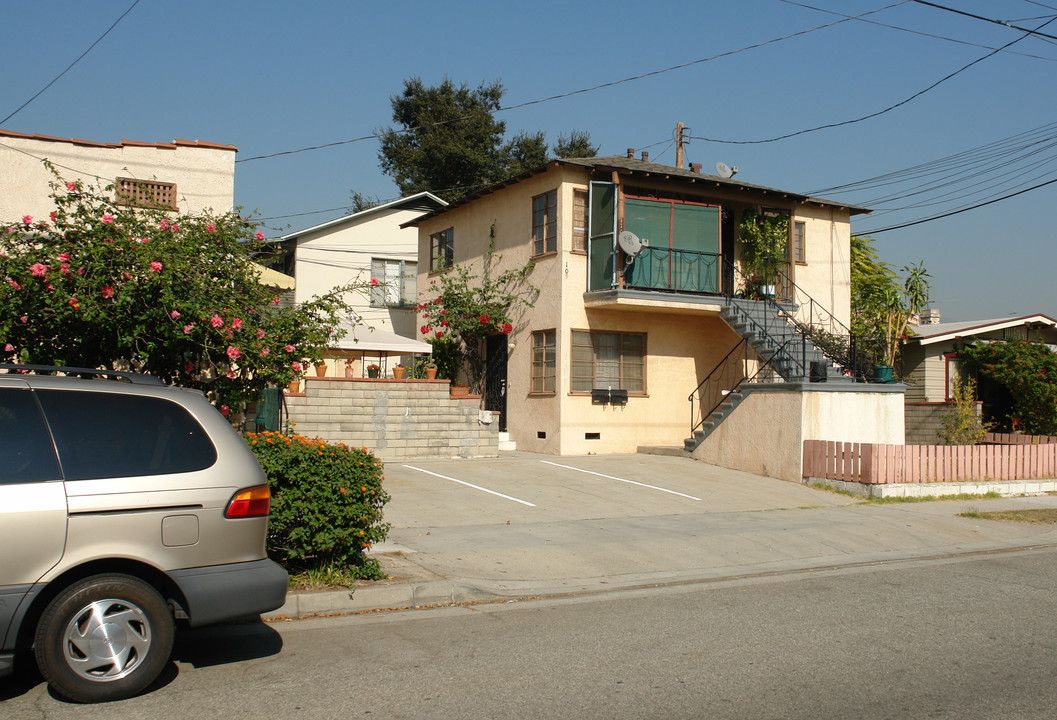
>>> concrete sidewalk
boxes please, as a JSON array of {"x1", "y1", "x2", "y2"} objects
[{"x1": 264, "y1": 453, "x2": 1057, "y2": 620}]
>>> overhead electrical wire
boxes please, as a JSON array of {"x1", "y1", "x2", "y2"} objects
[
  {"x1": 0, "y1": 0, "x2": 143, "y2": 126},
  {"x1": 909, "y1": 0, "x2": 1057, "y2": 41},
  {"x1": 689, "y1": 14, "x2": 1057, "y2": 145},
  {"x1": 235, "y1": 3, "x2": 905, "y2": 164}
]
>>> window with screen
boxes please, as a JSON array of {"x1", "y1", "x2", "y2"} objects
[{"x1": 570, "y1": 330, "x2": 645, "y2": 393}]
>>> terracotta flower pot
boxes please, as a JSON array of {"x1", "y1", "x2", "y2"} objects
[
  {"x1": 315, "y1": 363, "x2": 327, "y2": 377},
  {"x1": 393, "y1": 366, "x2": 405, "y2": 379},
  {"x1": 425, "y1": 367, "x2": 438, "y2": 380},
  {"x1": 288, "y1": 379, "x2": 300, "y2": 393}
]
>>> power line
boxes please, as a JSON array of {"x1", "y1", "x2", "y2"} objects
[
  {"x1": 235, "y1": 5, "x2": 904, "y2": 164},
  {"x1": 779, "y1": 0, "x2": 1057, "y2": 62},
  {"x1": 689, "y1": 14, "x2": 1057, "y2": 145},
  {"x1": 1, "y1": 0, "x2": 143, "y2": 126},
  {"x1": 909, "y1": 0, "x2": 1057, "y2": 41}
]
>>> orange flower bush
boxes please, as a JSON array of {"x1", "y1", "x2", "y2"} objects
[{"x1": 247, "y1": 431, "x2": 390, "y2": 579}]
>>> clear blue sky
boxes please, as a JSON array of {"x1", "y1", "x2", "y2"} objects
[{"x1": 3, "y1": 0, "x2": 1055, "y2": 323}]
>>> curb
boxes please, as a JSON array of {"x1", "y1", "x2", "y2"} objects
[{"x1": 264, "y1": 581, "x2": 499, "y2": 620}]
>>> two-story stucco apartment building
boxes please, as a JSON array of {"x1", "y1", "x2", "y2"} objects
[{"x1": 409, "y1": 153, "x2": 904, "y2": 465}]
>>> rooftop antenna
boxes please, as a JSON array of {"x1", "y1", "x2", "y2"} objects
[{"x1": 715, "y1": 162, "x2": 738, "y2": 179}]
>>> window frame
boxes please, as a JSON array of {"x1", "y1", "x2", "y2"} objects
[
  {"x1": 571, "y1": 189, "x2": 588, "y2": 254},
  {"x1": 530, "y1": 329, "x2": 557, "y2": 395},
  {"x1": 429, "y1": 228, "x2": 454, "y2": 272},
  {"x1": 793, "y1": 220, "x2": 806, "y2": 265},
  {"x1": 531, "y1": 190, "x2": 558, "y2": 257},
  {"x1": 370, "y1": 257, "x2": 417, "y2": 308},
  {"x1": 569, "y1": 329, "x2": 646, "y2": 394}
]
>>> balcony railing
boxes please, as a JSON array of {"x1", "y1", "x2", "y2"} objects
[{"x1": 624, "y1": 247, "x2": 722, "y2": 294}]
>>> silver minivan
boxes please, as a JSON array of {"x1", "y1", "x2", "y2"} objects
[{"x1": 0, "y1": 365, "x2": 287, "y2": 702}]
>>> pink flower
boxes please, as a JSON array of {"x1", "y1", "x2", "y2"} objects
[
  {"x1": 502, "y1": 323, "x2": 513, "y2": 334},
  {"x1": 183, "y1": 324, "x2": 194, "y2": 334},
  {"x1": 206, "y1": 223, "x2": 216, "y2": 234},
  {"x1": 435, "y1": 330, "x2": 445, "y2": 338},
  {"x1": 284, "y1": 344, "x2": 295, "y2": 353},
  {"x1": 220, "y1": 405, "x2": 231, "y2": 417},
  {"x1": 211, "y1": 314, "x2": 224, "y2": 328},
  {"x1": 8, "y1": 278, "x2": 22, "y2": 290},
  {"x1": 102, "y1": 286, "x2": 114, "y2": 299},
  {"x1": 170, "y1": 310, "x2": 181, "y2": 319},
  {"x1": 49, "y1": 211, "x2": 57, "y2": 223},
  {"x1": 271, "y1": 296, "x2": 280, "y2": 305},
  {"x1": 60, "y1": 264, "x2": 70, "y2": 276},
  {"x1": 226, "y1": 346, "x2": 241, "y2": 360},
  {"x1": 139, "y1": 237, "x2": 149, "y2": 244},
  {"x1": 440, "y1": 309, "x2": 447, "y2": 316},
  {"x1": 260, "y1": 348, "x2": 270, "y2": 357},
  {"x1": 255, "y1": 231, "x2": 264, "y2": 241},
  {"x1": 122, "y1": 272, "x2": 131, "y2": 280},
  {"x1": 57, "y1": 253, "x2": 70, "y2": 262},
  {"x1": 149, "y1": 261, "x2": 162, "y2": 273},
  {"x1": 66, "y1": 181, "x2": 76, "y2": 192},
  {"x1": 101, "y1": 214, "x2": 114, "y2": 224},
  {"x1": 159, "y1": 219, "x2": 169, "y2": 231},
  {"x1": 21, "y1": 215, "x2": 32, "y2": 225},
  {"x1": 370, "y1": 277, "x2": 379, "y2": 286},
  {"x1": 257, "y1": 328, "x2": 265, "y2": 339},
  {"x1": 291, "y1": 361, "x2": 302, "y2": 372},
  {"x1": 232, "y1": 317, "x2": 242, "y2": 330},
  {"x1": 225, "y1": 370, "x2": 235, "y2": 379},
  {"x1": 4, "y1": 343, "x2": 14, "y2": 352},
  {"x1": 479, "y1": 314, "x2": 491, "y2": 324},
  {"x1": 19, "y1": 315, "x2": 27, "y2": 323},
  {"x1": 440, "y1": 320, "x2": 449, "y2": 327},
  {"x1": 103, "y1": 237, "x2": 114, "y2": 243},
  {"x1": 171, "y1": 224, "x2": 180, "y2": 233},
  {"x1": 30, "y1": 263, "x2": 48, "y2": 277},
  {"x1": 420, "y1": 325, "x2": 429, "y2": 334},
  {"x1": 68, "y1": 296, "x2": 80, "y2": 309},
  {"x1": 434, "y1": 298, "x2": 441, "y2": 305}
]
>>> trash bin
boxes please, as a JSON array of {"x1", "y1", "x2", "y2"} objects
[{"x1": 809, "y1": 361, "x2": 828, "y2": 383}]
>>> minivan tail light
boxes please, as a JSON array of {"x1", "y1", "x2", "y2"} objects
[{"x1": 226, "y1": 485, "x2": 271, "y2": 518}]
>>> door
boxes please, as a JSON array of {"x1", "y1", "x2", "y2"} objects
[{"x1": 484, "y1": 335, "x2": 508, "y2": 432}]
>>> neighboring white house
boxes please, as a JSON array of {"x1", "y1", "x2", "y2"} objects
[
  {"x1": 278, "y1": 193, "x2": 447, "y2": 376},
  {"x1": 0, "y1": 129, "x2": 237, "y2": 220}
]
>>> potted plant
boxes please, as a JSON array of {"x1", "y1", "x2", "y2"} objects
[
  {"x1": 424, "y1": 359, "x2": 438, "y2": 380},
  {"x1": 393, "y1": 363, "x2": 405, "y2": 380},
  {"x1": 874, "y1": 262, "x2": 930, "y2": 382},
  {"x1": 314, "y1": 360, "x2": 328, "y2": 377},
  {"x1": 738, "y1": 209, "x2": 788, "y2": 298},
  {"x1": 366, "y1": 363, "x2": 380, "y2": 378}
]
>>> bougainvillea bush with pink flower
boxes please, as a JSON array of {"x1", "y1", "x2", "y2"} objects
[
  {"x1": 414, "y1": 227, "x2": 536, "y2": 393},
  {"x1": 0, "y1": 169, "x2": 361, "y2": 412}
]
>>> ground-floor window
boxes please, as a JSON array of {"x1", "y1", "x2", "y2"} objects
[
  {"x1": 570, "y1": 330, "x2": 644, "y2": 392},
  {"x1": 531, "y1": 330, "x2": 556, "y2": 393}
]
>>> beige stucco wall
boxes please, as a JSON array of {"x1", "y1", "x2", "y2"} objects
[
  {"x1": 788, "y1": 204, "x2": 852, "y2": 329},
  {"x1": 0, "y1": 134, "x2": 235, "y2": 221},
  {"x1": 694, "y1": 386, "x2": 905, "y2": 482}
]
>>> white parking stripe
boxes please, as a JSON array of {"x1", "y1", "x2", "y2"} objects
[
  {"x1": 540, "y1": 461, "x2": 703, "y2": 501},
  {"x1": 402, "y1": 465, "x2": 537, "y2": 507}
]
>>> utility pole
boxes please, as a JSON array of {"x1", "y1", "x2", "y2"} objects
[{"x1": 675, "y1": 122, "x2": 685, "y2": 169}]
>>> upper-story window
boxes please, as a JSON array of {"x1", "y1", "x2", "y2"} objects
[
  {"x1": 532, "y1": 190, "x2": 557, "y2": 256},
  {"x1": 793, "y1": 221, "x2": 806, "y2": 264},
  {"x1": 430, "y1": 228, "x2": 453, "y2": 271},
  {"x1": 572, "y1": 190, "x2": 588, "y2": 253},
  {"x1": 370, "y1": 258, "x2": 417, "y2": 308},
  {"x1": 115, "y1": 177, "x2": 178, "y2": 211}
]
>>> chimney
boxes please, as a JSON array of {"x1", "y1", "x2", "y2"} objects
[
  {"x1": 626, "y1": 148, "x2": 635, "y2": 159},
  {"x1": 641, "y1": 151, "x2": 649, "y2": 162},
  {"x1": 690, "y1": 163, "x2": 702, "y2": 173},
  {"x1": 920, "y1": 308, "x2": 941, "y2": 325}
]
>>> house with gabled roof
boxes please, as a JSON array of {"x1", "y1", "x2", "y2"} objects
[
  {"x1": 407, "y1": 152, "x2": 905, "y2": 478},
  {"x1": 276, "y1": 192, "x2": 446, "y2": 376}
]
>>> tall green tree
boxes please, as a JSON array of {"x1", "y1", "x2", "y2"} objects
[{"x1": 373, "y1": 77, "x2": 597, "y2": 203}]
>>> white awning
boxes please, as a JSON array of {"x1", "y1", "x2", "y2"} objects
[{"x1": 331, "y1": 318, "x2": 431, "y2": 354}]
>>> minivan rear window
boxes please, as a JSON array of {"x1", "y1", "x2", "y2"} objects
[
  {"x1": 0, "y1": 387, "x2": 62, "y2": 484},
  {"x1": 36, "y1": 390, "x2": 218, "y2": 481}
]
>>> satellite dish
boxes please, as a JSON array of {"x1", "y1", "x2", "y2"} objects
[
  {"x1": 715, "y1": 162, "x2": 739, "y2": 179},
  {"x1": 618, "y1": 231, "x2": 643, "y2": 258}
]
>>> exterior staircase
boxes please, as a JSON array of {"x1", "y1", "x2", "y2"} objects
[{"x1": 683, "y1": 297, "x2": 854, "y2": 454}]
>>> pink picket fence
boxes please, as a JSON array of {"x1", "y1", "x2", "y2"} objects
[
  {"x1": 982, "y1": 432, "x2": 1057, "y2": 445},
  {"x1": 803, "y1": 439, "x2": 1057, "y2": 485}
]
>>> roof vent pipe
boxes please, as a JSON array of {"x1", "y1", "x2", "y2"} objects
[
  {"x1": 626, "y1": 148, "x2": 635, "y2": 158},
  {"x1": 690, "y1": 163, "x2": 702, "y2": 173},
  {"x1": 641, "y1": 151, "x2": 649, "y2": 162}
]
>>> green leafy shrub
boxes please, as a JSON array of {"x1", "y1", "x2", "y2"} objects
[
  {"x1": 960, "y1": 339, "x2": 1057, "y2": 435},
  {"x1": 938, "y1": 377, "x2": 991, "y2": 445},
  {"x1": 247, "y1": 431, "x2": 390, "y2": 579}
]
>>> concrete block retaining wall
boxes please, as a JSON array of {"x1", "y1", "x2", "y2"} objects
[{"x1": 284, "y1": 377, "x2": 499, "y2": 459}]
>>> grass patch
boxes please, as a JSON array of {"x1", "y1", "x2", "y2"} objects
[
  {"x1": 808, "y1": 482, "x2": 1003, "y2": 504},
  {"x1": 287, "y1": 561, "x2": 385, "y2": 591},
  {"x1": 958, "y1": 508, "x2": 1057, "y2": 524}
]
